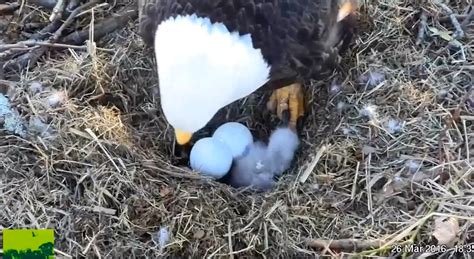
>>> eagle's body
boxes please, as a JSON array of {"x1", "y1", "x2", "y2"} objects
[{"x1": 139, "y1": 0, "x2": 356, "y2": 146}]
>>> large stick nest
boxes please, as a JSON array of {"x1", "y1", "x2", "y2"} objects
[{"x1": 0, "y1": 0, "x2": 473, "y2": 258}]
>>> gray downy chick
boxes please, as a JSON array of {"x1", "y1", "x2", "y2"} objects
[
  {"x1": 266, "y1": 127, "x2": 300, "y2": 177},
  {"x1": 228, "y1": 127, "x2": 300, "y2": 191},
  {"x1": 228, "y1": 141, "x2": 275, "y2": 191}
]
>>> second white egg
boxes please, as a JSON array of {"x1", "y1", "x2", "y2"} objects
[{"x1": 213, "y1": 122, "x2": 253, "y2": 159}]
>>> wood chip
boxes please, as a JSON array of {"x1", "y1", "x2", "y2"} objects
[{"x1": 92, "y1": 206, "x2": 116, "y2": 215}]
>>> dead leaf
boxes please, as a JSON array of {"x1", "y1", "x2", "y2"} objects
[
  {"x1": 427, "y1": 27, "x2": 449, "y2": 39},
  {"x1": 382, "y1": 181, "x2": 396, "y2": 197},
  {"x1": 432, "y1": 217, "x2": 460, "y2": 247},
  {"x1": 382, "y1": 176, "x2": 409, "y2": 197},
  {"x1": 193, "y1": 229, "x2": 205, "y2": 239},
  {"x1": 451, "y1": 108, "x2": 461, "y2": 123},
  {"x1": 92, "y1": 206, "x2": 116, "y2": 215},
  {"x1": 427, "y1": 27, "x2": 462, "y2": 48},
  {"x1": 315, "y1": 174, "x2": 334, "y2": 184},
  {"x1": 159, "y1": 187, "x2": 172, "y2": 197}
]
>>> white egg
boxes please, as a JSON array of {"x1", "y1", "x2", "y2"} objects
[
  {"x1": 190, "y1": 137, "x2": 233, "y2": 179},
  {"x1": 212, "y1": 122, "x2": 253, "y2": 158}
]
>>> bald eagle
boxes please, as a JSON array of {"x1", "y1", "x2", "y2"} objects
[{"x1": 139, "y1": 0, "x2": 356, "y2": 146}]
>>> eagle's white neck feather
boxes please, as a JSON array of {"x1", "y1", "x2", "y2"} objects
[{"x1": 154, "y1": 14, "x2": 271, "y2": 133}]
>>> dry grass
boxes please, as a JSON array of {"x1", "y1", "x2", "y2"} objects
[{"x1": 1, "y1": 0, "x2": 473, "y2": 258}]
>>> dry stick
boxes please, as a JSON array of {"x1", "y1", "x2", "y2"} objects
[
  {"x1": 437, "y1": 88, "x2": 473, "y2": 163},
  {"x1": 2, "y1": 5, "x2": 137, "y2": 55},
  {"x1": 49, "y1": 0, "x2": 66, "y2": 22},
  {"x1": 85, "y1": 128, "x2": 122, "y2": 173},
  {"x1": 307, "y1": 238, "x2": 385, "y2": 252},
  {"x1": 61, "y1": 5, "x2": 139, "y2": 45},
  {"x1": 27, "y1": 0, "x2": 75, "y2": 17},
  {"x1": 53, "y1": 248, "x2": 73, "y2": 259},
  {"x1": 0, "y1": 2, "x2": 20, "y2": 15},
  {"x1": 434, "y1": 1, "x2": 465, "y2": 38},
  {"x1": 0, "y1": 40, "x2": 88, "y2": 51},
  {"x1": 350, "y1": 161, "x2": 360, "y2": 199},
  {"x1": 416, "y1": 10, "x2": 428, "y2": 45},
  {"x1": 0, "y1": 47, "x2": 36, "y2": 60},
  {"x1": 2, "y1": 0, "x2": 100, "y2": 72},
  {"x1": 23, "y1": 22, "x2": 49, "y2": 30},
  {"x1": 30, "y1": 19, "x2": 62, "y2": 40},
  {"x1": 51, "y1": 0, "x2": 101, "y2": 42},
  {"x1": 138, "y1": 0, "x2": 144, "y2": 21},
  {"x1": 228, "y1": 220, "x2": 234, "y2": 259},
  {"x1": 2, "y1": 2, "x2": 133, "y2": 73}
]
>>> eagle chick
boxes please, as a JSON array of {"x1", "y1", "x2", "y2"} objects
[{"x1": 228, "y1": 127, "x2": 300, "y2": 191}]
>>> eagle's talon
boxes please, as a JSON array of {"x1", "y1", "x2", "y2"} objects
[
  {"x1": 266, "y1": 83, "x2": 305, "y2": 132},
  {"x1": 280, "y1": 110, "x2": 290, "y2": 125}
]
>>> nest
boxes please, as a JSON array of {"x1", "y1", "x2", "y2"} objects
[{"x1": 0, "y1": 0, "x2": 473, "y2": 258}]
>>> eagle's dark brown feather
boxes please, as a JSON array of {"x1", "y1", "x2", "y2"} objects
[{"x1": 139, "y1": 0, "x2": 355, "y2": 90}]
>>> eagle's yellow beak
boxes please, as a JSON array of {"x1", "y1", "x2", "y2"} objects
[{"x1": 175, "y1": 128, "x2": 193, "y2": 145}]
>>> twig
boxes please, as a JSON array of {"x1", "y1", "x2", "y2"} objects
[
  {"x1": 437, "y1": 88, "x2": 473, "y2": 162},
  {"x1": 138, "y1": 0, "x2": 145, "y2": 23},
  {"x1": 228, "y1": 220, "x2": 234, "y2": 259},
  {"x1": 30, "y1": 19, "x2": 62, "y2": 40},
  {"x1": 2, "y1": 0, "x2": 101, "y2": 73},
  {"x1": 61, "y1": 5, "x2": 139, "y2": 45},
  {"x1": 416, "y1": 10, "x2": 428, "y2": 45},
  {"x1": 298, "y1": 145, "x2": 328, "y2": 183},
  {"x1": 53, "y1": 248, "x2": 72, "y2": 259},
  {"x1": 23, "y1": 22, "x2": 48, "y2": 31},
  {"x1": 434, "y1": 1, "x2": 465, "y2": 38},
  {"x1": 307, "y1": 238, "x2": 385, "y2": 251},
  {"x1": 85, "y1": 128, "x2": 122, "y2": 173},
  {"x1": 350, "y1": 161, "x2": 360, "y2": 199},
  {"x1": 0, "y1": 3, "x2": 20, "y2": 15},
  {"x1": 92, "y1": 206, "x2": 116, "y2": 215},
  {"x1": 0, "y1": 40, "x2": 88, "y2": 51},
  {"x1": 27, "y1": 0, "x2": 75, "y2": 17},
  {"x1": 2, "y1": 1, "x2": 132, "y2": 75},
  {"x1": 0, "y1": 47, "x2": 35, "y2": 60},
  {"x1": 51, "y1": 0, "x2": 101, "y2": 42},
  {"x1": 50, "y1": 0, "x2": 66, "y2": 22}
]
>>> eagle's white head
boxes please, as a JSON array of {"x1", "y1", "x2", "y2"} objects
[{"x1": 154, "y1": 14, "x2": 271, "y2": 145}]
